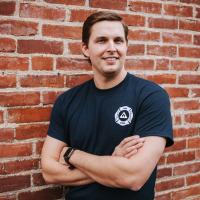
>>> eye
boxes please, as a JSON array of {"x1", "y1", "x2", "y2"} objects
[
  {"x1": 114, "y1": 38, "x2": 124, "y2": 44},
  {"x1": 96, "y1": 38, "x2": 107, "y2": 44}
]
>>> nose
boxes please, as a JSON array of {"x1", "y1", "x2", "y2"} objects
[{"x1": 107, "y1": 40, "x2": 116, "y2": 52}]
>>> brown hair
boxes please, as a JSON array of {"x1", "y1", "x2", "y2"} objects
[{"x1": 82, "y1": 11, "x2": 128, "y2": 46}]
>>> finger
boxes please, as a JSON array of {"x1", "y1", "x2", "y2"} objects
[
  {"x1": 119, "y1": 135, "x2": 140, "y2": 147},
  {"x1": 122, "y1": 138, "x2": 145, "y2": 149},
  {"x1": 124, "y1": 149, "x2": 138, "y2": 158}
]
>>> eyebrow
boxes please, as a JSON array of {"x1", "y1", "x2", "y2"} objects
[{"x1": 94, "y1": 36, "x2": 125, "y2": 41}]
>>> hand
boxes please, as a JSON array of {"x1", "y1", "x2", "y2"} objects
[
  {"x1": 112, "y1": 135, "x2": 145, "y2": 159},
  {"x1": 59, "y1": 146, "x2": 68, "y2": 165}
]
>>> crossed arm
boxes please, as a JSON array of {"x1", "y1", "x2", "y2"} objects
[{"x1": 41, "y1": 135, "x2": 166, "y2": 190}]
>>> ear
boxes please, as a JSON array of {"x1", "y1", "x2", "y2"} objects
[{"x1": 82, "y1": 42, "x2": 89, "y2": 58}]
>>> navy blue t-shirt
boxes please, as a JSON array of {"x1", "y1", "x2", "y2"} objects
[{"x1": 48, "y1": 73, "x2": 174, "y2": 200}]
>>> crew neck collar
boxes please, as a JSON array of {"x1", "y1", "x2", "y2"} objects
[{"x1": 91, "y1": 72, "x2": 130, "y2": 93}]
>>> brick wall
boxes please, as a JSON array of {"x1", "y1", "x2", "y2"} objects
[{"x1": 0, "y1": 0, "x2": 199, "y2": 199}]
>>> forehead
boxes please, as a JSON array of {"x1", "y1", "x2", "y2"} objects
[{"x1": 90, "y1": 21, "x2": 125, "y2": 39}]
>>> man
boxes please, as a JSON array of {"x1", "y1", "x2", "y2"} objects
[{"x1": 41, "y1": 11, "x2": 173, "y2": 200}]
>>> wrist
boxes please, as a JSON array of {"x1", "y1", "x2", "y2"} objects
[{"x1": 63, "y1": 147, "x2": 76, "y2": 170}]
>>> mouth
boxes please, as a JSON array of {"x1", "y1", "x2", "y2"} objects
[{"x1": 102, "y1": 57, "x2": 119, "y2": 62}]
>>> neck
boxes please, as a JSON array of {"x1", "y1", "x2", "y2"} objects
[{"x1": 93, "y1": 69, "x2": 127, "y2": 90}]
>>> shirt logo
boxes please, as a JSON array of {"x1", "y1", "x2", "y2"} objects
[{"x1": 115, "y1": 106, "x2": 133, "y2": 126}]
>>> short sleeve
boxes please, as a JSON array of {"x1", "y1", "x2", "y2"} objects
[
  {"x1": 47, "y1": 95, "x2": 67, "y2": 143},
  {"x1": 134, "y1": 89, "x2": 174, "y2": 147}
]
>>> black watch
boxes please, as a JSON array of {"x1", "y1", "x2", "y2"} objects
[{"x1": 63, "y1": 147, "x2": 76, "y2": 170}]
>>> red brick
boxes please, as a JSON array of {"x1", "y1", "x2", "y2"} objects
[
  {"x1": 0, "y1": 194, "x2": 15, "y2": 200},
  {"x1": 154, "y1": 193, "x2": 171, "y2": 200},
  {"x1": 147, "y1": 45, "x2": 177, "y2": 57},
  {"x1": 157, "y1": 167, "x2": 172, "y2": 178},
  {"x1": 0, "y1": 75, "x2": 16, "y2": 88},
  {"x1": 173, "y1": 127, "x2": 199, "y2": 138},
  {"x1": 167, "y1": 151, "x2": 195, "y2": 163},
  {"x1": 165, "y1": 139, "x2": 186, "y2": 152},
  {"x1": 33, "y1": 173, "x2": 46, "y2": 186},
  {"x1": 128, "y1": 30, "x2": 160, "y2": 41},
  {"x1": 8, "y1": 107, "x2": 51, "y2": 123},
  {"x1": 0, "y1": 175, "x2": 30, "y2": 193},
  {"x1": 180, "y1": 0, "x2": 200, "y2": 5},
  {"x1": 121, "y1": 14, "x2": 145, "y2": 26},
  {"x1": 180, "y1": 20, "x2": 200, "y2": 32},
  {"x1": 171, "y1": 60, "x2": 199, "y2": 71},
  {"x1": 127, "y1": 44, "x2": 144, "y2": 56},
  {"x1": 179, "y1": 47, "x2": 200, "y2": 58},
  {"x1": 148, "y1": 18, "x2": 178, "y2": 29},
  {"x1": 42, "y1": 91, "x2": 62, "y2": 105},
  {"x1": 125, "y1": 59, "x2": 154, "y2": 70},
  {"x1": 68, "y1": 42, "x2": 82, "y2": 55},
  {"x1": 164, "y1": 4, "x2": 192, "y2": 17},
  {"x1": 44, "y1": 0, "x2": 85, "y2": 6},
  {"x1": 187, "y1": 174, "x2": 200, "y2": 186},
  {"x1": 0, "y1": 143, "x2": 32, "y2": 158},
  {"x1": 196, "y1": 150, "x2": 200, "y2": 159},
  {"x1": 32, "y1": 56, "x2": 53, "y2": 70},
  {"x1": 17, "y1": 40, "x2": 63, "y2": 54},
  {"x1": 146, "y1": 74, "x2": 176, "y2": 84},
  {"x1": 18, "y1": 187, "x2": 63, "y2": 200},
  {"x1": 16, "y1": 124, "x2": 48, "y2": 140},
  {"x1": 194, "y1": 35, "x2": 200, "y2": 45},
  {"x1": 156, "y1": 178, "x2": 184, "y2": 192},
  {"x1": 57, "y1": 58, "x2": 91, "y2": 71},
  {"x1": 20, "y1": 3, "x2": 65, "y2": 21},
  {"x1": 0, "y1": 20, "x2": 38, "y2": 36},
  {"x1": 185, "y1": 113, "x2": 200, "y2": 123},
  {"x1": 0, "y1": 92, "x2": 40, "y2": 107},
  {"x1": 0, "y1": 159, "x2": 39, "y2": 175},
  {"x1": 0, "y1": 56, "x2": 28, "y2": 70},
  {"x1": 174, "y1": 115, "x2": 182, "y2": 125},
  {"x1": 172, "y1": 185, "x2": 200, "y2": 199},
  {"x1": 191, "y1": 89, "x2": 200, "y2": 97},
  {"x1": 0, "y1": 38, "x2": 16, "y2": 52},
  {"x1": 0, "y1": 1, "x2": 16, "y2": 16},
  {"x1": 165, "y1": 87, "x2": 189, "y2": 98},
  {"x1": 66, "y1": 74, "x2": 92, "y2": 88},
  {"x1": 0, "y1": 128, "x2": 14, "y2": 142},
  {"x1": 70, "y1": 9, "x2": 96, "y2": 22},
  {"x1": 162, "y1": 32, "x2": 192, "y2": 44},
  {"x1": 90, "y1": 0, "x2": 127, "y2": 10},
  {"x1": 20, "y1": 75, "x2": 64, "y2": 88},
  {"x1": 196, "y1": 7, "x2": 200, "y2": 18},
  {"x1": 156, "y1": 59, "x2": 169, "y2": 70},
  {"x1": 42, "y1": 24, "x2": 82, "y2": 39},
  {"x1": 179, "y1": 75, "x2": 200, "y2": 84},
  {"x1": 188, "y1": 138, "x2": 200, "y2": 148},
  {"x1": 129, "y1": 1, "x2": 161, "y2": 14},
  {"x1": 36, "y1": 141, "x2": 44, "y2": 155},
  {"x1": 0, "y1": 111, "x2": 3, "y2": 123},
  {"x1": 174, "y1": 100, "x2": 199, "y2": 110},
  {"x1": 174, "y1": 162, "x2": 200, "y2": 175},
  {"x1": 158, "y1": 155, "x2": 165, "y2": 165}
]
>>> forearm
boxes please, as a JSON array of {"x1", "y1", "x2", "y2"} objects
[
  {"x1": 70, "y1": 150, "x2": 135, "y2": 189},
  {"x1": 41, "y1": 156, "x2": 94, "y2": 186}
]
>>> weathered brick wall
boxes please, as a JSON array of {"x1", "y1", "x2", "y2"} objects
[{"x1": 0, "y1": 0, "x2": 199, "y2": 199}]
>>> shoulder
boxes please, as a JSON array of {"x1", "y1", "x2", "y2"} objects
[
  {"x1": 128, "y1": 74, "x2": 169, "y2": 99},
  {"x1": 56, "y1": 79, "x2": 92, "y2": 104}
]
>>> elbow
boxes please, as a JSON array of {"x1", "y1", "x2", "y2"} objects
[
  {"x1": 42, "y1": 171, "x2": 54, "y2": 184},
  {"x1": 115, "y1": 176, "x2": 145, "y2": 191},
  {"x1": 41, "y1": 170, "x2": 55, "y2": 184},
  {"x1": 129, "y1": 181, "x2": 144, "y2": 191}
]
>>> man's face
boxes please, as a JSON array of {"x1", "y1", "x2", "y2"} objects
[{"x1": 82, "y1": 21, "x2": 128, "y2": 78}]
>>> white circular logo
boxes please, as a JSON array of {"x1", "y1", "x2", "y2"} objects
[{"x1": 115, "y1": 106, "x2": 133, "y2": 126}]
